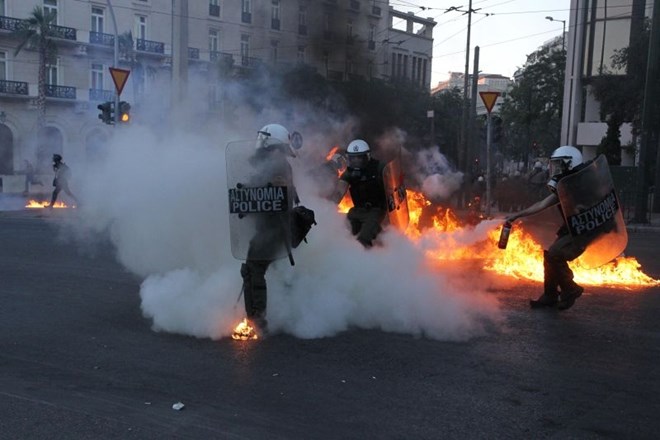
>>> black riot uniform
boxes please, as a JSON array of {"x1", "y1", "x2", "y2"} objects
[{"x1": 340, "y1": 158, "x2": 387, "y2": 247}]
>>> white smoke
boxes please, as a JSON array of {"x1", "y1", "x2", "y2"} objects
[
  {"x1": 61, "y1": 76, "x2": 501, "y2": 342},
  {"x1": 413, "y1": 147, "x2": 464, "y2": 202}
]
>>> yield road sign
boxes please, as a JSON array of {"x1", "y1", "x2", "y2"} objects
[
  {"x1": 479, "y1": 91, "x2": 501, "y2": 114},
  {"x1": 109, "y1": 67, "x2": 130, "y2": 96}
]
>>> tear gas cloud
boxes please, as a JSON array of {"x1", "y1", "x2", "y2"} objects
[{"x1": 65, "y1": 69, "x2": 500, "y2": 341}]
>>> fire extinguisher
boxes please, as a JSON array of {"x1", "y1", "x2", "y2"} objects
[{"x1": 498, "y1": 221, "x2": 512, "y2": 250}]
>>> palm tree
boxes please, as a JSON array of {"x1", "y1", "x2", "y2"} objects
[{"x1": 12, "y1": 6, "x2": 58, "y2": 131}]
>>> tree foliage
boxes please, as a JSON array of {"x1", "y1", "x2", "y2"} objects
[
  {"x1": 590, "y1": 19, "x2": 650, "y2": 165},
  {"x1": 12, "y1": 6, "x2": 58, "y2": 130},
  {"x1": 500, "y1": 45, "x2": 565, "y2": 163}
]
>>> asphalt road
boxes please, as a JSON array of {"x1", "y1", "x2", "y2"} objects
[{"x1": 1, "y1": 210, "x2": 659, "y2": 439}]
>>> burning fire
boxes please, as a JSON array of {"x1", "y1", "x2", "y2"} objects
[
  {"x1": 338, "y1": 189, "x2": 660, "y2": 289},
  {"x1": 232, "y1": 318, "x2": 258, "y2": 340},
  {"x1": 25, "y1": 200, "x2": 74, "y2": 209}
]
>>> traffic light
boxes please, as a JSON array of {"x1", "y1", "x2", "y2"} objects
[
  {"x1": 118, "y1": 101, "x2": 131, "y2": 123},
  {"x1": 492, "y1": 116, "x2": 503, "y2": 144},
  {"x1": 97, "y1": 101, "x2": 113, "y2": 124}
]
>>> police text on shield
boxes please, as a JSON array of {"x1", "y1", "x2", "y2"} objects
[
  {"x1": 229, "y1": 186, "x2": 289, "y2": 214},
  {"x1": 567, "y1": 189, "x2": 619, "y2": 235}
]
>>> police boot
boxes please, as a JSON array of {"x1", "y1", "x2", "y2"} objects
[
  {"x1": 554, "y1": 258, "x2": 584, "y2": 311},
  {"x1": 530, "y1": 251, "x2": 559, "y2": 309}
]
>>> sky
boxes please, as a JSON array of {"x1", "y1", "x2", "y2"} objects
[{"x1": 393, "y1": 0, "x2": 571, "y2": 85}]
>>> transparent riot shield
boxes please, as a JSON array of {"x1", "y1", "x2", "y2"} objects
[
  {"x1": 382, "y1": 159, "x2": 409, "y2": 231},
  {"x1": 226, "y1": 141, "x2": 293, "y2": 261},
  {"x1": 556, "y1": 155, "x2": 628, "y2": 268}
]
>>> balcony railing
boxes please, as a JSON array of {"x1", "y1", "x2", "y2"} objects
[
  {"x1": 0, "y1": 16, "x2": 23, "y2": 32},
  {"x1": 188, "y1": 47, "x2": 200, "y2": 60},
  {"x1": 50, "y1": 24, "x2": 77, "y2": 41},
  {"x1": 90, "y1": 31, "x2": 114, "y2": 46},
  {"x1": 240, "y1": 56, "x2": 259, "y2": 68},
  {"x1": 210, "y1": 51, "x2": 234, "y2": 64},
  {"x1": 0, "y1": 80, "x2": 29, "y2": 95},
  {"x1": 45, "y1": 85, "x2": 76, "y2": 99},
  {"x1": 89, "y1": 88, "x2": 114, "y2": 102},
  {"x1": 136, "y1": 38, "x2": 165, "y2": 54}
]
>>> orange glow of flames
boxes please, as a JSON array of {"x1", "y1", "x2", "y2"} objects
[
  {"x1": 25, "y1": 200, "x2": 73, "y2": 209},
  {"x1": 325, "y1": 145, "x2": 340, "y2": 161},
  {"x1": 231, "y1": 318, "x2": 258, "y2": 340},
  {"x1": 336, "y1": 189, "x2": 660, "y2": 289}
]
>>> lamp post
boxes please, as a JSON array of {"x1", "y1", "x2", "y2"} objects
[{"x1": 545, "y1": 16, "x2": 566, "y2": 52}]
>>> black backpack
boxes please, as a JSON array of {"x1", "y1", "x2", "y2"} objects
[{"x1": 290, "y1": 205, "x2": 316, "y2": 248}]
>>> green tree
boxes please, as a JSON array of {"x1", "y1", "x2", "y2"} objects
[
  {"x1": 12, "y1": 6, "x2": 58, "y2": 131},
  {"x1": 590, "y1": 20, "x2": 650, "y2": 165},
  {"x1": 500, "y1": 45, "x2": 565, "y2": 165}
]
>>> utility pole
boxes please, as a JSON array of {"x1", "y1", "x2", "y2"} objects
[
  {"x1": 460, "y1": 0, "x2": 474, "y2": 176},
  {"x1": 469, "y1": 46, "x2": 480, "y2": 176},
  {"x1": 106, "y1": 0, "x2": 119, "y2": 126},
  {"x1": 636, "y1": 0, "x2": 660, "y2": 220}
]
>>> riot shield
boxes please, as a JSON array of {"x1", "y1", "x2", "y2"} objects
[
  {"x1": 556, "y1": 155, "x2": 627, "y2": 268},
  {"x1": 382, "y1": 159, "x2": 409, "y2": 231},
  {"x1": 226, "y1": 141, "x2": 294, "y2": 261}
]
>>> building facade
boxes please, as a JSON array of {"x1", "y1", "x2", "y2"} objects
[
  {"x1": 562, "y1": 0, "x2": 653, "y2": 165},
  {"x1": 0, "y1": 0, "x2": 435, "y2": 185}
]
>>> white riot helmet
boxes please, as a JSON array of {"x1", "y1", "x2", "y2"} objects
[
  {"x1": 550, "y1": 145, "x2": 583, "y2": 175},
  {"x1": 256, "y1": 123, "x2": 295, "y2": 156},
  {"x1": 346, "y1": 139, "x2": 370, "y2": 169}
]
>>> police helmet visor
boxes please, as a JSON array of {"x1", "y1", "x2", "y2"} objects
[{"x1": 347, "y1": 152, "x2": 369, "y2": 169}]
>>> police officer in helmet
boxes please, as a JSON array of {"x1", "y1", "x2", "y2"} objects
[
  {"x1": 339, "y1": 139, "x2": 387, "y2": 247},
  {"x1": 506, "y1": 146, "x2": 589, "y2": 311}
]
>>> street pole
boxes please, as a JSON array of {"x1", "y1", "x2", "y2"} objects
[
  {"x1": 486, "y1": 111, "x2": 492, "y2": 217},
  {"x1": 469, "y1": 46, "x2": 480, "y2": 175},
  {"x1": 460, "y1": 0, "x2": 473, "y2": 173},
  {"x1": 562, "y1": 20, "x2": 566, "y2": 52},
  {"x1": 106, "y1": 0, "x2": 119, "y2": 126},
  {"x1": 635, "y1": 0, "x2": 660, "y2": 220}
]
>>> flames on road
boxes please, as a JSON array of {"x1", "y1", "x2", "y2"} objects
[
  {"x1": 344, "y1": 189, "x2": 659, "y2": 288},
  {"x1": 25, "y1": 200, "x2": 75, "y2": 209},
  {"x1": 232, "y1": 318, "x2": 259, "y2": 340}
]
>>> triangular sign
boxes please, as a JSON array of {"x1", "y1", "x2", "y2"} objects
[
  {"x1": 109, "y1": 67, "x2": 130, "y2": 96},
  {"x1": 479, "y1": 91, "x2": 501, "y2": 114}
]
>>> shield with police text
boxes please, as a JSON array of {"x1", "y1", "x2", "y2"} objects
[
  {"x1": 382, "y1": 159, "x2": 409, "y2": 231},
  {"x1": 556, "y1": 154, "x2": 627, "y2": 268},
  {"x1": 226, "y1": 141, "x2": 294, "y2": 261}
]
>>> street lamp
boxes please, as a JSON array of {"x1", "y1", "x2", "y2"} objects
[{"x1": 545, "y1": 16, "x2": 566, "y2": 52}]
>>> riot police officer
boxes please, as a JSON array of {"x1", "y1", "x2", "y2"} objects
[
  {"x1": 339, "y1": 139, "x2": 387, "y2": 247},
  {"x1": 49, "y1": 154, "x2": 80, "y2": 208},
  {"x1": 506, "y1": 146, "x2": 589, "y2": 311}
]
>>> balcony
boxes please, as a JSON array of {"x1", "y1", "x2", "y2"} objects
[
  {"x1": 45, "y1": 85, "x2": 76, "y2": 100},
  {"x1": 50, "y1": 24, "x2": 77, "y2": 41},
  {"x1": 0, "y1": 16, "x2": 23, "y2": 32},
  {"x1": 90, "y1": 31, "x2": 114, "y2": 47},
  {"x1": 188, "y1": 47, "x2": 200, "y2": 60},
  {"x1": 242, "y1": 12, "x2": 252, "y2": 23},
  {"x1": 89, "y1": 88, "x2": 114, "y2": 102},
  {"x1": 210, "y1": 51, "x2": 234, "y2": 64},
  {"x1": 209, "y1": 4, "x2": 220, "y2": 17},
  {"x1": 240, "y1": 56, "x2": 260, "y2": 68},
  {"x1": 0, "y1": 80, "x2": 29, "y2": 96},
  {"x1": 136, "y1": 38, "x2": 165, "y2": 54}
]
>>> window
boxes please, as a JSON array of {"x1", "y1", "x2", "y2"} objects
[
  {"x1": 0, "y1": 51, "x2": 6, "y2": 81},
  {"x1": 297, "y1": 46, "x2": 305, "y2": 63},
  {"x1": 135, "y1": 16, "x2": 147, "y2": 41},
  {"x1": 271, "y1": 40, "x2": 278, "y2": 63},
  {"x1": 271, "y1": 1, "x2": 280, "y2": 30},
  {"x1": 91, "y1": 7, "x2": 104, "y2": 33},
  {"x1": 44, "y1": 0, "x2": 58, "y2": 23},
  {"x1": 46, "y1": 60, "x2": 58, "y2": 85},
  {"x1": 209, "y1": 29, "x2": 219, "y2": 53},
  {"x1": 241, "y1": 0, "x2": 251, "y2": 23},
  {"x1": 0, "y1": 0, "x2": 5, "y2": 16},
  {"x1": 298, "y1": 5, "x2": 306, "y2": 26},
  {"x1": 209, "y1": 0, "x2": 220, "y2": 17},
  {"x1": 240, "y1": 34, "x2": 250, "y2": 64},
  {"x1": 346, "y1": 19, "x2": 353, "y2": 43},
  {"x1": 91, "y1": 63, "x2": 103, "y2": 90}
]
